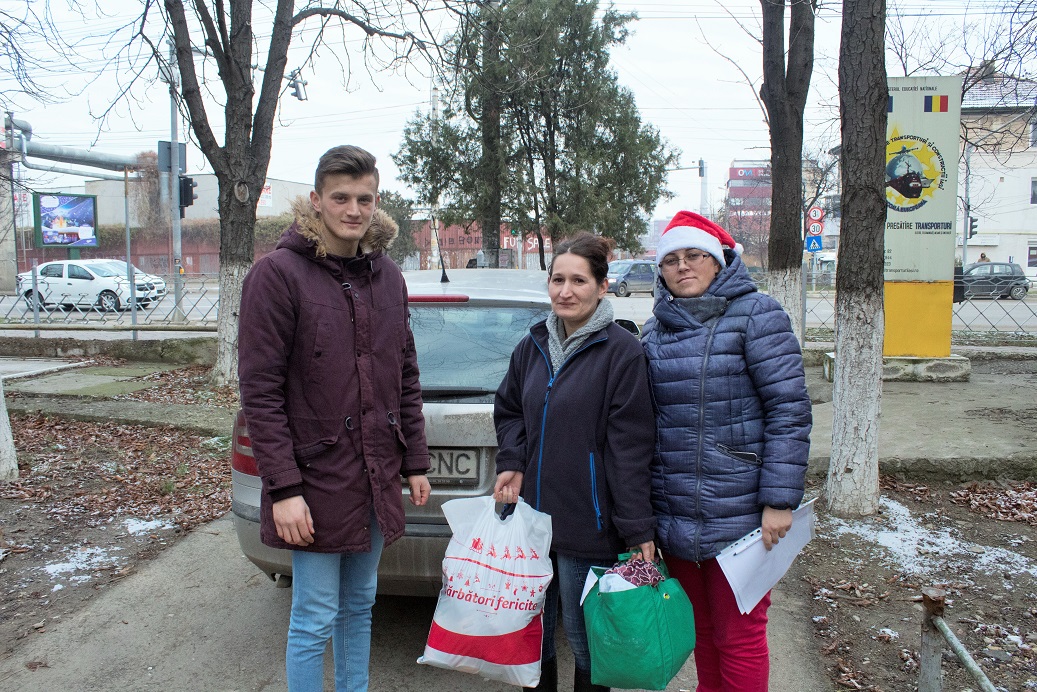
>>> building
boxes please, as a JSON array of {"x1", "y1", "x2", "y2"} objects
[
  {"x1": 958, "y1": 72, "x2": 1037, "y2": 277},
  {"x1": 723, "y1": 160, "x2": 772, "y2": 268},
  {"x1": 81, "y1": 174, "x2": 310, "y2": 226}
]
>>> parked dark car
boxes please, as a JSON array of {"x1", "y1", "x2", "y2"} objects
[
  {"x1": 956, "y1": 262, "x2": 1030, "y2": 300},
  {"x1": 606, "y1": 259, "x2": 656, "y2": 297}
]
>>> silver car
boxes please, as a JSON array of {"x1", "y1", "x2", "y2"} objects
[{"x1": 231, "y1": 269, "x2": 555, "y2": 595}]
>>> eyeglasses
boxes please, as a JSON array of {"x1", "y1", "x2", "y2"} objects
[{"x1": 660, "y1": 251, "x2": 713, "y2": 269}]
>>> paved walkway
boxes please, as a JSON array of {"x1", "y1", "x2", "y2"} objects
[{"x1": 1, "y1": 344, "x2": 1036, "y2": 691}]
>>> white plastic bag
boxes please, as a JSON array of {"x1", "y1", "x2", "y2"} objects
[{"x1": 418, "y1": 496, "x2": 554, "y2": 687}]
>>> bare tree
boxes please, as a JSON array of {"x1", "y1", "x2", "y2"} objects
[
  {"x1": 41, "y1": 1, "x2": 466, "y2": 385},
  {"x1": 0, "y1": 2, "x2": 61, "y2": 109},
  {"x1": 825, "y1": 0, "x2": 887, "y2": 516},
  {"x1": 886, "y1": 0, "x2": 1037, "y2": 157},
  {"x1": 759, "y1": 0, "x2": 818, "y2": 341}
]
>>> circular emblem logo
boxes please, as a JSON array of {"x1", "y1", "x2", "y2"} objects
[{"x1": 885, "y1": 133, "x2": 947, "y2": 212}]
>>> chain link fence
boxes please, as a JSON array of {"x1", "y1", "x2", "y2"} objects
[
  {"x1": 801, "y1": 269, "x2": 1037, "y2": 339},
  {"x1": 0, "y1": 267, "x2": 1033, "y2": 339},
  {"x1": 1, "y1": 271, "x2": 220, "y2": 330}
]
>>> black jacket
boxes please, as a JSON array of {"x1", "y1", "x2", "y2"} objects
[{"x1": 494, "y1": 321, "x2": 656, "y2": 559}]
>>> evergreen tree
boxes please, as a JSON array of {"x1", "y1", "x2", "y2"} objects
[{"x1": 394, "y1": 0, "x2": 678, "y2": 266}]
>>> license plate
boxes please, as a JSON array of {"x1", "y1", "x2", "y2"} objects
[{"x1": 427, "y1": 448, "x2": 479, "y2": 485}]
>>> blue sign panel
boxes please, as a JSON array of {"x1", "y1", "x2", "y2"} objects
[{"x1": 805, "y1": 235, "x2": 823, "y2": 252}]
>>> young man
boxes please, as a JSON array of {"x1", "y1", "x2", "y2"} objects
[{"x1": 238, "y1": 145, "x2": 431, "y2": 692}]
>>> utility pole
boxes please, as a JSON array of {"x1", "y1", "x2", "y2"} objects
[
  {"x1": 168, "y1": 39, "x2": 185, "y2": 322},
  {"x1": 430, "y1": 86, "x2": 448, "y2": 282},
  {"x1": 699, "y1": 158, "x2": 709, "y2": 218},
  {"x1": 962, "y1": 142, "x2": 972, "y2": 266}
]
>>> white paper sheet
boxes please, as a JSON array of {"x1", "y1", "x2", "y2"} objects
[{"x1": 715, "y1": 498, "x2": 816, "y2": 614}]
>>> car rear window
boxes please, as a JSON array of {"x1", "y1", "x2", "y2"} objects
[{"x1": 410, "y1": 305, "x2": 548, "y2": 400}]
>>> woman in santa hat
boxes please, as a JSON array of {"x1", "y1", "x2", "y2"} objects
[{"x1": 641, "y1": 211, "x2": 812, "y2": 691}]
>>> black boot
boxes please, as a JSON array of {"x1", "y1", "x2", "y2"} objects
[
  {"x1": 573, "y1": 665, "x2": 609, "y2": 692},
  {"x1": 526, "y1": 657, "x2": 557, "y2": 691}
]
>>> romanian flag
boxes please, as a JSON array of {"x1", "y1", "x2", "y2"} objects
[{"x1": 924, "y1": 95, "x2": 949, "y2": 112}]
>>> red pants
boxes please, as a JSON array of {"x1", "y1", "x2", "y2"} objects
[{"x1": 667, "y1": 555, "x2": 771, "y2": 692}]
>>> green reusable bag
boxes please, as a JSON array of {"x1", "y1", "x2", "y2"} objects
[{"x1": 582, "y1": 557, "x2": 695, "y2": 690}]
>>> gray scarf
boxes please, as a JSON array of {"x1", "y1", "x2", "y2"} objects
[
  {"x1": 545, "y1": 298, "x2": 615, "y2": 374},
  {"x1": 674, "y1": 295, "x2": 729, "y2": 326}
]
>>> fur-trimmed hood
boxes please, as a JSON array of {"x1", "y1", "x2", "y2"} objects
[{"x1": 287, "y1": 195, "x2": 399, "y2": 258}]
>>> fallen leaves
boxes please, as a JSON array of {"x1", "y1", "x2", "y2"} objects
[
  {"x1": 111, "y1": 365, "x2": 239, "y2": 409},
  {"x1": 2, "y1": 412, "x2": 231, "y2": 531},
  {"x1": 949, "y1": 481, "x2": 1037, "y2": 525}
]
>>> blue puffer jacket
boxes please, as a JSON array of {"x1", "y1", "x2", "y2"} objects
[{"x1": 641, "y1": 253, "x2": 812, "y2": 562}]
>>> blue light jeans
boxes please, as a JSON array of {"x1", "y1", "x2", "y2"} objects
[
  {"x1": 285, "y1": 518, "x2": 385, "y2": 692},
  {"x1": 541, "y1": 552, "x2": 613, "y2": 672}
]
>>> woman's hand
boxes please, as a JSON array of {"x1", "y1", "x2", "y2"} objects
[
  {"x1": 628, "y1": 541, "x2": 657, "y2": 564},
  {"x1": 407, "y1": 474, "x2": 431, "y2": 506},
  {"x1": 272, "y1": 495, "x2": 315, "y2": 546},
  {"x1": 761, "y1": 506, "x2": 793, "y2": 550},
  {"x1": 493, "y1": 471, "x2": 524, "y2": 504}
]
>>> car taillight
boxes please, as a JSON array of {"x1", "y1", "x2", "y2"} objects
[{"x1": 232, "y1": 409, "x2": 259, "y2": 476}]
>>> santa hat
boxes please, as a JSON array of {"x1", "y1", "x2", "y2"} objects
[{"x1": 656, "y1": 211, "x2": 741, "y2": 268}]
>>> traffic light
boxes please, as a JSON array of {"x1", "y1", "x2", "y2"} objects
[
  {"x1": 968, "y1": 215, "x2": 978, "y2": 239},
  {"x1": 178, "y1": 175, "x2": 198, "y2": 218},
  {"x1": 288, "y1": 70, "x2": 308, "y2": 101}
]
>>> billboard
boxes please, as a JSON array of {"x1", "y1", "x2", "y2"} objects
[
  {"x1": 33, "y1": 193, "x2": 99, "y2": 247},
  {"x1": 884, "y1": 76, "x2": 962, "y2": 281}
]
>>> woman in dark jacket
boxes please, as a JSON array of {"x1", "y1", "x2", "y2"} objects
[
  {"x1": 494, "y1": 233, "x2": 656, "y2": 692},
  {"x1": 641, "y1": 211, "x2": 812, "y2": 692}
]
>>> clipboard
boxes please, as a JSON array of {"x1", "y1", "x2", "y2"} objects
[{"x1": 715, "y1": 498, "x2": 816, "y2": 614}]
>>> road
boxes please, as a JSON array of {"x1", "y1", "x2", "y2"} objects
[{"x1": 0, "y1": 515, "x2": 823, "y2": 691}]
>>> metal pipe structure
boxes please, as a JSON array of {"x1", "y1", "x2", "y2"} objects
[{"x1": 919, "y1": 588, "x2": 998, "y2": 692}]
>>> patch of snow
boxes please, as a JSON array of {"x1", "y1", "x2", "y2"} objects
[
  {"x1": 825, "y1": 497, "x2": 1037, "y2": 578},
  {"x1": 51, "y1": 584, "x2": 63, "y2": 592},
  {"x1": 877, "y1": 628, "x2": 900, "y2": 640},
  {"x1": 42, "y1": 546, "x2": 123, "y2": 577},
  {"x1": 123, "y1": 518, "x2": 170, "y2": 535}
]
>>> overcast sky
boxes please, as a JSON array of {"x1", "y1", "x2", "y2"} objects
[{"x1": 2, "y1": 0, "x2": 1001, "y2": 222}]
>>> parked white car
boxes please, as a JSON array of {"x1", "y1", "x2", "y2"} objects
[
  {"x1": 97, "y1": 260, "x2": 168, "y2": 301},
  {"x1": 16, "y1": 260, "x2": 163, "y2": 312}
]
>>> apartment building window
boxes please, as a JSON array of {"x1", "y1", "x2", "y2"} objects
[
  {"x1": 1031, "y1": 118, "x2": 1037, "y2": 148},
  {"x1": 1032, "y1": 177, "x2": 1037, "y2": 205},
  {"x1": 1029, "y1": 242, "x2": 1037, "y2": 269}
]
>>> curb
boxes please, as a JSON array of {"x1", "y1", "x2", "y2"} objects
[{"x1": 5, "y1": 394, "x2": 235, "y2": 440}]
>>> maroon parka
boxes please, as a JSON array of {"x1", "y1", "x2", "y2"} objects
[{"x1": 238, "y1": 201, "x2": 429, "y2": 553}]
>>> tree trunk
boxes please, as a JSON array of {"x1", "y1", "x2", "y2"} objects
[
  {"x1": 210, "y1": 181, "x2": 258, "y2": 386},
  {"x1": 759, "y1": 0, "x2": 816, "y2": 343},
  {"x1": 0, "y1": 381, "x2": 17, "y2": 482},
  {"x1": 769, "y1": 267, "x2": 804, "y2": 339},
  {"x1": 826, "y1": 0, "x2": 887, "y2": 517},
  {"x1": 479, "y1": 2, "x2": 502, "y2": 268}
]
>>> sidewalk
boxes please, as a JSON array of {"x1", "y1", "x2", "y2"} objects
[
  {"x1": 1, "y1": 345, "x2": 1035, "y2": 692},
  {"x1": 4, "y1": 345, "x2": 1036, "y2": 480}
]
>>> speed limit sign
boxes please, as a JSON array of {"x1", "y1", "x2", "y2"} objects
[
  {"x1": 807, "y1": 206, "x2": 825, "y2": 221},
  {"x1": 807, "y1": 221, "x2": 824, "y2": 236}
]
